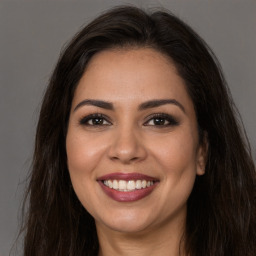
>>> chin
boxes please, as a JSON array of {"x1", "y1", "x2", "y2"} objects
[{"x1": 96, "y1": 211, "x2": 155, "y2": 234}]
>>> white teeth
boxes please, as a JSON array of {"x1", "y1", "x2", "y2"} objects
[
  {"x1": 119, "y1": 180, "x2": 126, "y2": 190},
  {"x1": 113, "y1": 180, "x2": 118, "y2": 189},
  {"x1": 127, "y1": 180, "x2": 135, "y2": 190},
  {"x1": 135, "y1": 180, "x2": 142, "y2": 189},
  {"x1": 103, "y1": 179, "x2": 155, "y2": 192},
  {"x1": 108, "y1": 180, "x2": 113, "y2": 188}
]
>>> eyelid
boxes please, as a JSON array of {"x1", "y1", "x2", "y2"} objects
[
  {"x1": 78, "y1": 112, "x2": 179, "y2": 127},
  {"x1": 143, "y1": 113, "x2": 179, "y2": 126},
  {"x1": 79, "y1": 113, "x2": 112, "y2": 126}
]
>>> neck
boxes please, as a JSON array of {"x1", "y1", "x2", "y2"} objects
[{"x1": 96, "y1": 215, "x2": 186, "y2": 256}]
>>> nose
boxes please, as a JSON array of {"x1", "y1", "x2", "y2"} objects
[{"x1": 107, "y1": 127, "x2": 147, "y2": 164}]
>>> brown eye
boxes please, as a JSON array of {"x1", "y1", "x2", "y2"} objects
[
  {"x1": 89, "y1": 117, "x2": 105, "y2": 125},
  {"x1": 144, "y1": 113, "x2": 179, "y2": 127},
  {"x1": 149, "y1": 117, "x2": 169, "y2": 126},
  {"x1": 80, "y1": 114, "x2": 111, "y2": 126}
]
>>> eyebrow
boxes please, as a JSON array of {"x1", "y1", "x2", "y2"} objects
[
  {"x1": 74, "y1": 99, "x2": 185, "y2": 113},
  {"x1": 138, "y1": 99, "x2": 185, "y2": 113},
  {"x1": 74, "y1": 99, "x2": 114, "y2": 111}
]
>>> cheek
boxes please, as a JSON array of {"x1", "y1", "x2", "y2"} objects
[
  {"x1": 149, "y1": 129, "x2": 198, "y2": 174},
  {"x1": 65, "y1": 132, "x2": 101, "y2": 206},
  {"x1": 149, "y1": 132, "x2": 198, "y2": 213},
  {"x1": 65, "y1": 131, "x2": 106, "y2": 213},
  {"x1": 150, "y1": 129, "x2": 198, "y2": 195},
  {"x1": 66, "y1": 131, "x2": 106, "y2": 178}
]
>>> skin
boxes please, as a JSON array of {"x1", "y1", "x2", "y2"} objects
[{"x1": 66, "y1": 48, "x2": 207, "y2": 256}]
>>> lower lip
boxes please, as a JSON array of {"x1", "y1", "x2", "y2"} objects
[{"x1": 98, "y1": 181, "x2": 158, "y2": 202}]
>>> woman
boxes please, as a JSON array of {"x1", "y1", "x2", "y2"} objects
[{"x1": 21, "y1": 6, "x2": 256, "y2": 256}]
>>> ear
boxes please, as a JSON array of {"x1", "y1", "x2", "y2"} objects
[{"x1": 196, "y1": 132, "x2": 208, "y2": 176}]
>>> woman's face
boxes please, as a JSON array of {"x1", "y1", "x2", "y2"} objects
[{"x1": 66, "y1": 48, "x2": 206, "y2": 234}]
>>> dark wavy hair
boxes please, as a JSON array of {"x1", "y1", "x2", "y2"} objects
[{"x1": 20, "y1": 5, "x2": 256, "y2": 256}]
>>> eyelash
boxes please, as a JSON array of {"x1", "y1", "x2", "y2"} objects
[
  {"x1": 144, "y1": 113, "x2": 179, "y2": 127},
  {"x1": 79, "y1": 113, "x2": 112, "y2": 126},
  {"x1": 79, "y1": 113, "x2": 179, "y2": 127}
]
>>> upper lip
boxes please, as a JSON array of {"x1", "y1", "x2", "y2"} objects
[{"x1": 97, "y1": 172, "x2": 158, "y2": 181}]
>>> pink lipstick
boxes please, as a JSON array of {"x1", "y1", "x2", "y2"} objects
[{"x1": 97, "y1": 172, "x2": 159, "y2": 202}]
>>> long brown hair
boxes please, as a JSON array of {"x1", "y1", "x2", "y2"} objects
[{"x1": 20, "y1": 6, "x2": 256, "y2": 256}]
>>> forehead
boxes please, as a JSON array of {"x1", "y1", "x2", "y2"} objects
[{"x1": 72, "y1": 48, "x2": 193, "y2": 110}]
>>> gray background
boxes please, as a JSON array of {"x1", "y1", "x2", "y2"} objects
[{"x1": 0, "y1": 0, "x2": 255, "y2": 255}]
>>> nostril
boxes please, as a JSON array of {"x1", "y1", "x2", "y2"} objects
[
  {"x1": 110, "y1": 155, "x2": 140, "y2": 164},
  {"x1": 130, "y1": 156, "x2": 140, "y2": 161},
  {"x1": 107, "y1": 134, "x2": 147, "y2": 163}
]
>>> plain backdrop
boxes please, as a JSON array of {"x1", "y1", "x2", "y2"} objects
[{"x1": 0, "y1": 0, "x2": 255, "y2": 255}]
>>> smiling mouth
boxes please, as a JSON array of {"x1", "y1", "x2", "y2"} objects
[
  {"x1": 97, "y1": 173, "x2": 159, "y2": 202},
  {"x1": 103, "y1": 179, "x2": 155, "y2": 192}
]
